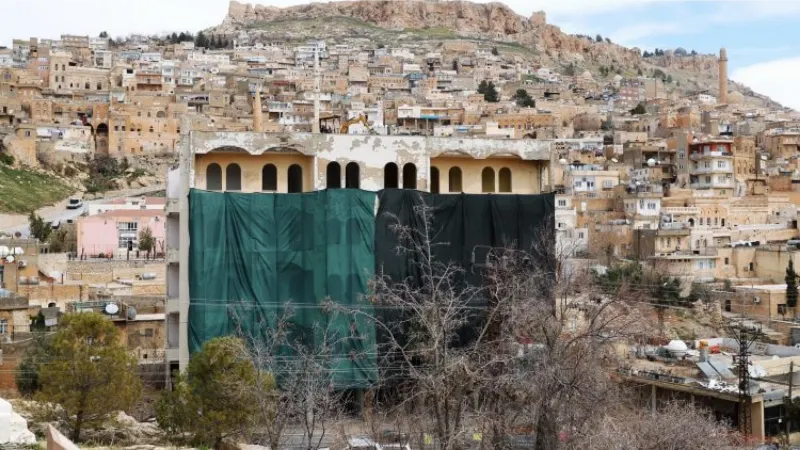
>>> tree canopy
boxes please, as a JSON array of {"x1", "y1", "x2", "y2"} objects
[
  {"x1": 157, "y1": 336, "x2": 264, "y2": 447},
  {"x1": 29, "y1": 212, "x2": 51, "y2": 242},
  {"x1": 36, "y1": 313, "x2": 141, "y2": 442},
  {"x1": 477, "y1": 80, "x2": 500, "y2": 102},
  {"x1": 787, "y1": 259, "x2": 798, "y2": 309},
  {"x1": 512, "y1": 88, "x2": 535, "y2": 108}
]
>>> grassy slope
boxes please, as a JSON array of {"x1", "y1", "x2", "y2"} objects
[{"x1": 0, "y1": 165, "x2": 73, "y2": 214}]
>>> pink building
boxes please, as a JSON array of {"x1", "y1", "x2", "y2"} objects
[{"x1": 77, "y1": 209, "x2": 165, "y2": 257}]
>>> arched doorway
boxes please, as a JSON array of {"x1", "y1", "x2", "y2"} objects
[
  {"x1": 95, "y1": 123, "x2": 109, "y2": 154},
  {"x1": 403, "y1": 163, "x2": 417, "y2": 189},
  {"x1": 327, "y1": 162, "x2": 341, "y2": 189},
  {"x1": 226, "y1": 164, "x2": 242, "y2": 191},
  {"x1": 345, "y1": 162, "x2": 360, "y2": 189},
  {"x1": 384, "y1": 163, "x2": 398, "y2": 189},
  {"x1": 482, "y1": 167, "x2": 495, "y2": 193},
  {"x1": 430, "y1": 167, "x2": 440, "y2": 193},
  {"x1": 262, "y1": 164, "x2": 277, "y2": 191},
  {"x1": 448, "y1": 167, "x2": 462, "y2": 192},
  {"x1": 499, "y1": 168, "x2": 512, "y2": 193},
  {"x1": 207, "y1": 163, "x2": 222, "y2": 191},
  {"x1": 287, "y1": 165, "x2": 303, "y2": 193}
]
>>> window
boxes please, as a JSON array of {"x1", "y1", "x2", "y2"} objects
[
  {"x1": 262, "y1": 164, "x2": 277, "y2": 191},
  {"x1": 647, "y1": 202, "x2": 656, "y2": 210},
  {"x1": 448, "y1": 167, "x2": 462, "y2": 192},
  {"x1": 717, "y1": 160, "x2": 726, "y2": 169},
  {"x1": 384, "y1": 163, "x2": 398, "y2": 189},
  {"x1": 287, "y1": 164, "x2": 303, "y2": 193},
  {"x1": 724, "y1": 257, "x2": 729, "y2": 265},
  {"x1": 704, "y1": 161, "x2": 710, "y2": 169},
  {"x1": 0, "y1": 319, "x2": 7, "y2": 334},
  {"x1": 557, "y1": 199, "x2": 567, "y2": 207},
  {"x1": 345, "y1": 162, "x2": 360, "y2": 189},
  {"x1": 639, "y1": 200, "x2": 644, "y2": 209},
  {"x1": 498, "y1": 167, "x2": 512, "y2": 193},
  {"x1": 705, "y1": 176, "x2": 711, "y2": 183},
  {"x1": 578, "y1": 232, "x2": 585, "y2": 239},
  {"x1": 717, "y1": 145, "x2": 726, "y2": 152},
  {"x1": 602, "y1": 180, "x2": 613, "y2": 189},
  {"x1": 225, "y1": 164, "x2": 241, "y2": 191},
  {"x1": 97, "y1": 82, "x2": 102, "y2": 90},
  {"x1": 206, "y1": 163, "x2": 222, "y2": 190},
  {"x1": 84, "y1": 82, "x2": 90, "y2": 89},
  {"x1": 430, "y1": 167, "x2": 440, "y2": 193},
  {"x1": 481, "y1": 167, "x2": 495, "y2": 193},
  {"x1": 403, "y1": 163, "x2": 417, "y2": 189}
]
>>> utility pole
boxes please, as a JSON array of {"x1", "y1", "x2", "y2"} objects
[
  {"x1": 313, "y1": 44, "x2": 321, "y2": 134},
  {"x1": 731, "y1": 324, "x2": 760, "y2": 437},
  {"x1": 788, "y1": 360, "x2": 795, "y2": 439}
]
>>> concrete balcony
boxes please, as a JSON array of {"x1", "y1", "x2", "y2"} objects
[
  {"x1": 166, "y1": 197, "x2": 179, "y2": 215},
  {"x1": 166, "y1": 296, "x2": 179, "y2": 314},
  {"x1": 165, "y1": 347, "x2": 179, "y2": 363},
  {"x1": 690, "y1": 151, "x2": 733, "y2": 160},
  {"x1": 691, "y1": 180, "x2": 734, "y2": 189},
  {"x1": 167, "y1": 248, "x2": 179, "y2": 264}
]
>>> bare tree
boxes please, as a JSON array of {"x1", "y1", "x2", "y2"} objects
[{"x1": 231, "y1": 303, "x2": 345, "y2": 450}]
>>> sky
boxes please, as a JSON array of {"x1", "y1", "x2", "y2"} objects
[{"x1": 3, "y1": 0, "x2": 799, "y2": 109}]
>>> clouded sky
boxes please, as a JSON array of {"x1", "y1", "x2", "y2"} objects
[{"x1": 3, "y1": 0, "x2": 797, "y2": 108}]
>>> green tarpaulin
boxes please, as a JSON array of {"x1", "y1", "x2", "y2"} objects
[{"x1": 188, "y1": 189, "x2": 378, "y2": 388}]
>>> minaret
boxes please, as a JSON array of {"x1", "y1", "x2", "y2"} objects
[
  {"x1": 719, "y1": 48, "x2": 728, "y2": 104},
  {"x1": 253, "y1": 85, "x2": 263, "y2": 132}
]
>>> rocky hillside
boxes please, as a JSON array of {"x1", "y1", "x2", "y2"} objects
[{"x1": 213, "y1": 0, "x2": 781, "y2": 108}]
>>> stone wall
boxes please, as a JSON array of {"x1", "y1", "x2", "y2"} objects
[{"x1": 65, "y1": 260, "x2": 165, "y2": 283}]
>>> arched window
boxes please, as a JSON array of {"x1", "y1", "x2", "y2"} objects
[
  {"x1": 262, "y1": 164, "x2": 277, "y2": 191},
  {"x1": 448, "y1": 167, "x2": 462, "y2": 192},
  {"x1": 96, "y1": 82, "x2": 102, "y2": 90},
  {"x1": 345, "y1": 162, "x2": 360, "y2": 189},
  {"x1": 206, "y1": 163, "x2": 222, "y2": 191},
  {"x1": 84, "y1": 82, "x2": 90, "y2": 89},
  {"x1": 384, "y1": 163, "x2": 398, "y2": 189},
  {"x1": 326, "y1": 162, "x2": 341, "y2": 189},
  {"x1": 226, "y1": 164, "x2": 242, "y2": 191},
  {"x1": 156, "y1": 110, "x2": 166, "y2": 118},
  {"x1": 688, "y1": 218, "x2": 695, "y2": 227},
  {"x1": 287, "y1": 164, "x2": 303, "y2": 193},
  {"x1": 403, "y1": 163, "x2": 417, "y2": 189},
  {"x1": 430, "y1": 167, "x2": 440, "y2": 193},
  {"x1": 481, "y1": 167, "x2": 495, "y2": 193},
  {"x1": 499, "y1": 168, "x2": 512, "y2": 193}
]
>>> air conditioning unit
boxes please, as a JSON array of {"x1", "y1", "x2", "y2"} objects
[{"x1": 753, "y1": 296, "x2": 761, "y2": 304}]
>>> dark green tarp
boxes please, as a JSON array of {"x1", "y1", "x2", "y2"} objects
[
  {"x1": 375, "y1": 189, "x2": 555, "y2": 286},
  {"x1": 188, "y1": 188, "x2": 378, "y2": 388}
]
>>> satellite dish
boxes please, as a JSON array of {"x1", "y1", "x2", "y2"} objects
[
  {"x1": 5, "y1": 255, "x2": 14, "y2": 264},
  {"x1": 611, "y1": 158, "x2": 618, "y2": 163},
  {"x1": 104, "y1": 303, "x2": 120, "y2": 315},
  {"x1": 0, "y1": 246, "x2": 8, "y2": 257},
  {"x1": 647, "y1": 158, "x2": 656, "y2": 167},
  {"x1": 559, "y1": 158, "x2": 568, "y2": 165},
  {"x1": 127, "y1": 307, "x2": 137, "y2": 320}
]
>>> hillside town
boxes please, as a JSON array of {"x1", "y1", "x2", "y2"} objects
[{"x1": 2, "y1": 1, "x2": 800, "y2": 448}]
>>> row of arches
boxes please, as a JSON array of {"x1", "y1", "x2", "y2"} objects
[
  {"x1": 207, "y1": 162, "x2": 513, "y2": 194},
  {"x1": 206, "y1": 163, "x2": 304, "y2": 193}
]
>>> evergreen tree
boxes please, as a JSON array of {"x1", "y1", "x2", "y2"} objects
[
  {"x1": 37, "y1": 313, "x2": 141, "y2": 442},
  {"x1": 787, "y1": 259, "x2": 798, "y2": 308},
  {"x1": 28, "y1": 212, "x2": 51, "y2": 242},
  {"x1": 630, "y1": 102, "x2": 647, "y2": 115},
  {"x1": 595, "y1": 34, "x2": 603, "y2": 42},
  {"x1": 512, "y1": 88, "x2": 535, "y2": 108},
  {"x1": 195, "y1": 31, "x2": 207, "y2": 48},
  {"x1": 478, "y1": 80, "x2": 499, "y2": 102},
  {"x1": 491, "y1": 47, "x2": 499, "y2": 56},
  {"x1": 99, "y1": 31, "x2": 108, "y2": 38}
]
